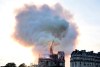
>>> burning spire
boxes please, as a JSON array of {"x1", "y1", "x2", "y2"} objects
[{"x1": 49, "y1": 40, "x2": 54, "y2": 55}]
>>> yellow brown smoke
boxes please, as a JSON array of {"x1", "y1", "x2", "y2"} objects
[{"x1": 12, "y1": 3, "x2": 79, "y2": 67}]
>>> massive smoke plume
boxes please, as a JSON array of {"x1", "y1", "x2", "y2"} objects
[{"x1": 13, "y1": 3, "x2": 78, "y2": 55}]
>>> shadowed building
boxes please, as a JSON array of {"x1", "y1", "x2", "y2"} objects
[
  {"x1": 70, "y1": 49, "x2": 100, "y2": 67},
  {"x1": 38, "y1": 51, "x2": 65, "y2": 67},
  {"x1": 38, "y1": 41, "x2": 65, "y2": 67}
]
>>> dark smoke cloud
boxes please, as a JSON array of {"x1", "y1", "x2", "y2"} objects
[{"x1": 13, "y1": 3, "x2": 78, "y2": 55}]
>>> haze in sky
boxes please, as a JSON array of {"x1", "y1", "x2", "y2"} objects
[{"x1": 0, "y1": 0, "x2": 100, "y2": 67}]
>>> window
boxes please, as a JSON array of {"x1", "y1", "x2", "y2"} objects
[{"x1": 60, "y1": 63, "x2": 63, "y2": 66}]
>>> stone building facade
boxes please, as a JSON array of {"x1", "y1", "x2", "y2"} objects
[
  {"x1": 70, "y1": 49, "x2": 100, "y2": 67},
  {"x1": 38, "y1": 51, "x2": 65, "y2": 67}
]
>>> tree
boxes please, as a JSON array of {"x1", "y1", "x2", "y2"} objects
[
  {"x1": 5, "y1": 62, "x2": 16, "y2": 67},
  {"x1": 19, "y1": 63, "x2": 27, "y2": 67}
]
